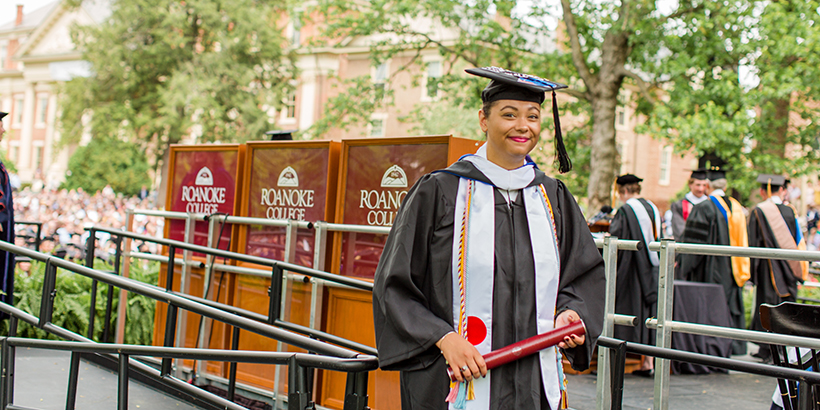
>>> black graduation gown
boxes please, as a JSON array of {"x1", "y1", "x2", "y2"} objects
[
  {"x1": 747, "y1": 204, "x2": 799, "y2": 333},
  {"x1": 372, "y1": 161, "x2": 605, "y2": 410},
  {"x1": 0, "y1": 162, "x2": 13, "y2": 320},
  {"x1": 669, "y1": 198, "x2": 693, "y2": 240},
  {"x1": 678, "y1": 197, "x2": 745, "y2": 354},
  {"x1": 609, "y1": 199, "x2": 657, "y2": 345}
]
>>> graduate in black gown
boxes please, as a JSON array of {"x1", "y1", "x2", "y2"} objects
[
  {"x1": 609, "y1": 174, "x2": 660, "y2": 375},
  {"x1": 679, "y1": 166, "x2": 749, "y2": 355},
  {"x1": 747, "y1": 174, "x2": 807, "y2": 362},
  {"x1": 0, "y1": 112, "x2": 14, "y2": 319},
  {"x1": 372, "y1": 68, "x2": 605, "y2": 410}
]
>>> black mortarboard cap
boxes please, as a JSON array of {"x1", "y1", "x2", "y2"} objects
[
  {"x1": 616, "y1": 174, "x2": 643, "y2": 185},
  {"x1": 698, "y1": 153, "x2": 727, "y2": 181},
  {"x1": 466, "y1": 66, "x2": 572, "y2": 173},
  {"x1": 757, "y1": 174, "x2": 786, "y2": 190},
  {"x1": 265, "y1": 129, "x2": 296, "y2": 141},
  {"x1": 689, "y1": 168, "x2": 708, "y2": 180},
  {"x1": 0, "y1": 112, "x2": 7, "y2": 120}
]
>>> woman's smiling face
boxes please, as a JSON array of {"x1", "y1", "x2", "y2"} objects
[{"x1": 479, "y1": 99, "x2": 542, "y2": 170}]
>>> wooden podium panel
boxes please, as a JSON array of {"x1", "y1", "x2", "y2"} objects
[
  {"x1": 320, "y1": 136, "x2": 478, "y2": 408},
  {"x1": 231, "y1": 274, "x2": 313, "y2": 390},
  {"x1": 237, "y1": 140, "x2": 340, "y2": 267},
  {"x1": 152, "y1": 263, "x2": 233, "y2": 375},
  {"x1": 164, "y1": 144, "x2": 246, "y2": 256},
  {"x1": 231, "y1": 140, "x2": 341, "y2": 390},
  {"x1": 320, "y1": 287, "x2": 400, "y2": 410},
  {"x1": 332, "y1": 136, "x2": 478, "y2": 279}
]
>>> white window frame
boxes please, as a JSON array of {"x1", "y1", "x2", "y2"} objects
[
  {"x1": 617, "y1": 139, "x2": 629, "y2": 174},
  {"x1": 35, "y1": 94, "x2": 49, "y2": 128},
  {"x1": 12, "y1": 97, "x2": 23, "y2": 129},
  {"x1": 279, "y1": 87, "x2": 297, "y2": 125},
  {"x1": 659, "y1": 145, "x2": 673, "y2": 186},
  {"x1": 421, "y1": 59, "x2": 442, "y2": 102},
  {"x1": 371, "y1": 61, "x2": 390, "y2": 105},
  {"x1": 368, "y1": 113, "x2": 388, "y2": 137},
  {"x1": 615, "y1": 106, "x2": 628, "y2": 131}
]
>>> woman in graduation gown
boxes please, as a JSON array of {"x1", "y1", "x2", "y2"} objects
[{"x1": 372, "y1": 67, "x2": 605, "y2": 410}]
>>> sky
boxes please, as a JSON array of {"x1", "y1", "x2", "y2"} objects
[{"x1": 1, "y1": 0, "x2": 57, "y2": 27}]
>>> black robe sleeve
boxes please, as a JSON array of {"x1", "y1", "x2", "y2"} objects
[
  {"x1": 550, "y1": 179, "x2": 606, "y2": 371},
  {"x1": 679, "y1": 201, "x2": 714, "y2": 282},
  {"x1": 372, "y1": 174, "x2": 456, "y2": 371}
]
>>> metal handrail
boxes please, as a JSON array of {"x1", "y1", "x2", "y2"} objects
[
  {"x1": 3, "y1": 337, "x2": 378, "y2": 371},
  {"x1": 648, "y1": 241, "x2": 820, "y2": 262},
  {"x1": 645, "y1": 318, "x2": 820, "y2": 349},
  {"x1": 0, "y1": 241, "x2": 363, "y2": 359},
  {"x1": 89, "y1": 226, "x2": 373, "y2": 292},
  {"x1": 0, "y1": 301, "x2": 376, "y2": 410},
  {"x1": 598, "y1": 336, "x2": 820, "y2": 410}
]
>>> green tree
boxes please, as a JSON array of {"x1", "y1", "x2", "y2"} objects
[
  {"x1": 643, "y1": 1, "x2": 820, "y2": 203},
  {"x1": 309, "y1": 0, "x2": 742, "y2": 211},
  {"x1": 59, "y1": 0, "x2": 297, "y2": 176},
  {"x1": 62, "y1": 138, "x2": 150, "y2": 196}
]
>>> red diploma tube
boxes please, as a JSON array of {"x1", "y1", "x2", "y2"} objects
[{"x1": 448, "y1": 320, "x2": 586, "y2": 381}]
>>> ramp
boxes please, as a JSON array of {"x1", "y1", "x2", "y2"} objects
[{"x1": 11, "y1": 348, "x2": 205, "y2": 410}]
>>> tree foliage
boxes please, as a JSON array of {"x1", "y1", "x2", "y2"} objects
[
  {"x1": 59, "y1": 0, "x2": 298, "y2": 173},
  {"x1": 62, "y1": 138, "x2": 150, "y2": 196},
  {"x1": 311, "y1": 0, "x2": 820, "y2": 210},
  {"x1": 642, "y1": 0, "x2": 820, "y2": 203}
]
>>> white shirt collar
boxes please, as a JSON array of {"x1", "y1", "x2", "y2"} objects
[{"x1": 711, "y1": 189, "x2": 726, "y2": 197}]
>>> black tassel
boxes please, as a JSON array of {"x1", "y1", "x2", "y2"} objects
[{"x1": 552, "y1": 91, "x2": 572, "y2": 173}]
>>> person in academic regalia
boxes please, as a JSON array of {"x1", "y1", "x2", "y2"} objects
[
  {"x1": 669, "y1": 169, "x2": 710, "y2": 240},
  {"x1": 0, "y1": 112, "x2": 15, "y2": 320},
  {"x1": 609, "y1": 174, "x2": 660, "y2": 376},
  {"x1": 372, "y1": 67, "x2": 605, "y2": 410},
  {"x1": 747, "y1": 174, "x2": 808, "y2": 363},
  {"x1": 679, "y1": 163, "x2": 750, "y2": 355}
]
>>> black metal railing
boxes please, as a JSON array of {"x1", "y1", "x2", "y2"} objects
[
  {"x1": 83, "y1": 226, "x2": 375, "y2": 354},
  {"x1": 0, "y1": 241, "x2": 378, "y2": 410},
  {"x1": 597, "y1": 336, "x2": 820, "y2": 410}
]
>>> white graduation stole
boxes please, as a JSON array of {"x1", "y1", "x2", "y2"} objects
[
  {"x1": 448, "y1": 150, "x2": 562, "y2": 410},
  {"x1": 625, "y1": 198, "x2": 661, "y2": 266}
]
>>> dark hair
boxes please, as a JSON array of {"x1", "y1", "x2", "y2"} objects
[
  {"x1": 482, "y1": 100, "x2": 496, "y2": 117},
  {"x1": 618, "y1": 183, "x2": 641, "y2": 195}
]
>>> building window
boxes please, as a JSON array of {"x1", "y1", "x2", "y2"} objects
[
  {"x1": 659, "y1": 145, "x2": 673, "y2": 186},
  {"x1": 283, "y1": 91, "x2": 296, "y2": 119},
  {"x1": 0, "y1": 45, "x2": 6, "y2": 70},
  {"x1": 36, "y1": 96, "x2": 48, "y2": 126},
  {"x1": 617, "y1": 140, "x2": 628, "y2": 174},
  {"x1": 372, "y1": 62, "x2": 389, "y2": 104},
  {"x1": 423, "y1": 61, "x2": 442, "y2": 100},
  {"x1": 615, "y1": 106, "x2": 627, "y2": 130},
  {"x1": 34, "y1": 145, "x2": 44, "y2": 172},
  {"x1": 369, "y1": 114, "x2": 387, "y2": 137},
  {"x1": 289, "y1": 20, "x2": 301, "y2": 46},
  {"x1": 13, "y1": 98, "x2": 23, "y2": 127},
  {"x1": 369, "y1": 119, "x2": 384, "y2": 137},
  {"x1": 9, "y1": 146, "x2": 18, "y2": 163}
]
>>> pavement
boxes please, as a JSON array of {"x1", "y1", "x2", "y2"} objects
[{"x1": 566, "y1": 343, "x2": 778, "y2": 410}]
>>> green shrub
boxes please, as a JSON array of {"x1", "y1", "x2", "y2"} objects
[{"x1": 3, "y1": 260, "x2": 159, "y2": 345}]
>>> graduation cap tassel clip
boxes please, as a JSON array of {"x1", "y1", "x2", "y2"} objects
[{"x1": 552, "y1": 91, "x2": 572, "y2": 174}]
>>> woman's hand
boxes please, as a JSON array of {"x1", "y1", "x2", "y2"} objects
[
  {"x1": 555, "y1": 309, "x2": 585, "y2": 349},
  {"x1": 436, "y1": 332, "x2": 487, "y2": 382}
]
